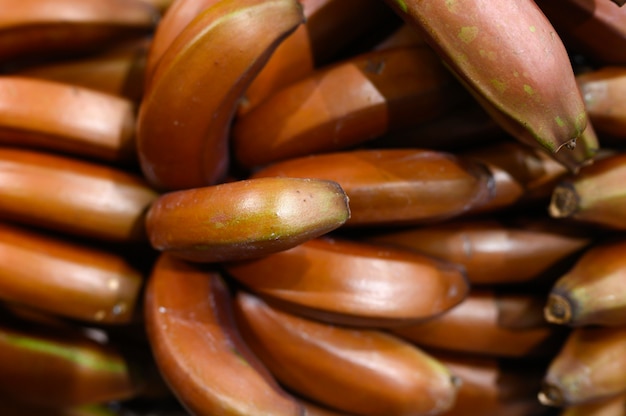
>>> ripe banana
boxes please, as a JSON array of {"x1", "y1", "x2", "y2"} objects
[
  {"x1": 0, "y1": 222, "x2": 143, "y2": 324},
  {"x1": 234, "y1": 290, "x2": 459, "y2": 416},
  {"x1": 539, "y1": 326, "x2": 626, "y2": 407},
  {"x1": 136, "y1": 0, "x2": 304, "y2": 191},
  {"x1": 559, "y1": 393, "x2": 626, "y2": 416},
  {"x1": 535, "y1": 0, "x2": 626, "y2": 65},
  {"x1": 145, "y1": 177, "x2": 350, "y2": 263},
  {"x1": 367, "y1": 218, "x2": 593, "y2": 285},
  {"x1": 391, "y1": 289, "x2": 567, "y2": 358},
  {"x1": 17, "y1": 37, "x2": 150, "y2": 104},
  {"x1": 233, "y1": 46, "x2": 470, "y2": 169},
  {"x1": 549, "y1": 152, "x2": 626, "y2": 230},
  {"x1": 576, "y1": 66, "x2": 626, "y2": 140},
  {"x1": 239, "y1": 0, "x2": 400, "y2": 115},
  {"x1": 144, "y1": 253, "x2": 304, "y2": 416},
  {"x1": 383, "y1": 0, "x2": 588, "y2": 155},
  {"x1": 0, "y1": 314, "x2": 139, "y2": 408},
  {"x1": 224, "y1": 236, "x2": 469, "y2": 327},
  {"x1": 0, "y1": 76, "x2": 136, "y2": 163},
  {"x1": 0, "y1": 147, "x2": 158, "y2": 242},
  {"x1": 251, "y1": 149, "x2": 494, "y2": 226},
  {"x1": 545, "y1": 239, "x2": 626, "y2": 327},
  {"x1": 0, "y1": 0, "x2": 158, "y2": 65}
]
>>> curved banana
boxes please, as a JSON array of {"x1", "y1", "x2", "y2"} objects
[
  {"x1": 367, "y1": 217, "x2": 593, "y2": 285},
  {"x1": 225, "y1": 236, "x2": 469, "y2": 327},
  {"x1": 136, "y1": 0, "x2": 305, "y2": 191},
  {"x1": 0, "y1": 76, "x2": 136, "y2": 163},
  {"x1": 0, "y1": 0, "x2": 158, "y2": 65},
  {"x1": 391, "y1": 289, "x2": 567, "y2": 358},
  {"x1": 144, "y1": 253, "x2": 304, "y2": 416},
  {"x1": 0, "y1": 147, "x2": 158, "y2": 242},
  {"x1": 234, "y1": 290, "x2": 459, "y2": 416},
  {"x1": 145, "y1": 177, "x2": 350, "y2": 263},
  {"x1": 384, "y1": 0, "x2": 588, "y2": 154},
  {"x1": 251, "y1": 149, "x2": 493, "y2": 226},
  {"x1": 233, "y1": 46, "x2": 470, "y2": 169},
  {"x1": 0, "y1": 222, "x2": 143, "y2": 324}
]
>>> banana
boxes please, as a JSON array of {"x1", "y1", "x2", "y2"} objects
[
  {"x1": 539, "y1": 326, "x2": 626, "y2": 407},
  {"x1": 367, "y1": 218, "x2": 593, "y2": 285},
  {"x1": 0, "y1": 399, "x2": 119, "y2": 416},
  {"x1": 233, "y1": 46, "x2": 471, "y2": 169},
  {"x1": 0, "y1": 0, "x2": 158, "y2": 66},
  {"x1": 432, "y1": 352, "x2": 549, "y2": 416},
  {"x1": 0, "y1": 313, "x2": 142, "y2": 408},
  {"x1": 576, "y1": 66, "x2": 626, "y2": 140},
  {"x1": 17, "y1": 37, "x2": 150, "y2": 104},
  {"x1": 535, "y1": 0, "x2": 626, "y2": 65},
  {"x1": 549, "y1": 152, "x2": 626, "y2": 230},
  {"x1": 143, "y1": 0, "x2": 221, "y2": 87},
  {"x1": 137, "y1": 0, "x2": 176, "y2": 14},
  {"x1": 0, "y1": 147, "x2": 158, "y2": 242},
  {"x1": 145, "y1": 177, "x2": 350, "y2": 263},
  {"x1": 383, "y1": 0, "x2": 588, "y2": 155},
  {"x1": 0, "y1": 76, "x2": 137, "y2": 163},
  {"x1": 136, "y1": 0, "x2": 304, "y2": 191},
  {"x1": 251, "y1": 149, "x2": 494, "y2": 226},
  {"x1": 239, "y1": 0, "x2": 401, "y2": 115},
  {"x1": 390, "y1": 289, "x2": 568, "y2": 358},
  {"x1": 144, "y1": 253, "x2": 304, "y2": 416},
  {"x1": 0, "y1": 221, "x2": 143, "y2": 324},
  {"x1": 233, "y1": 289, "x2": 459, "y2": 416},
  {"x1": 224, "y1": 236, "x2": 469, "y2": 327},
  {"x1": 545, "y1": 239, "x2": 626, "y2": 327}
]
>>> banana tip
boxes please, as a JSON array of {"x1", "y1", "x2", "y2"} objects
[
  {"x1": 538, "y1": 384, "x2": 564, "y2": 407},
  {"x1": 544, "y1": 294, "x2": 572, "y2": 325},
  {"x1": 548, "y1": 183, "x2": 579, "y2": 218}
]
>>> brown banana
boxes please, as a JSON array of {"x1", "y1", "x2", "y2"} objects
[
  {"x1": 383, "y1": 0, "x2": 588, "y2": 154},
  {"x1": 136, "y1": 0, "x2": 304, "y2": 191},
  {"x1": 549, "y1": 152, "x2": 626, "y2": 230},
  {"x1": 535, "y1": 0, "x2": 626, "y2": 65},
  {"x1": 251, "y1": 149, "x2": 494, "y2": 226},
  {"x1": 367, "y1": 218, "x2": 592, "y2": 285},
  {"x1": 0, "y1": 147, "x2": 158, "y2": 242},
  {"x1": 144, "y1": 253, "x2": 304, "y2": 416},
  {"x1": 0, "y1": 222, "x2": 143, "y2": 324},
  {"x1": 545, "y1": 239, "x2": 626, "y2": 327},
  {"x1": 576, "y1": 66, "x2": 626, "y2": 141},
  {"x1": 145, "y1": 177, "x2": 350, "y2": 263},
  {"x1": 224, "y1": 236, "x2": 469, "y2": 327},
  {"x1": 391, "y1": 289, "x2": 568, "y2": 358},
  {"x1": 559, "y1": 393, "x2": 626, "y2": 416},
  {"x1": 234, "y1": 290, "x2": 459, "y2": 416},
  {"x1": 233, "y1": 47, "x2": 470, "y2": 169},
  {"x1": 0, "y1": 0, "x2": 158, "y2": 65},
  {"x1": 0, "y1": 76, "x2": 136, "y2": 163},
  {"x1": 539, "y1": 326, "x2": 626, "y2": 407}
]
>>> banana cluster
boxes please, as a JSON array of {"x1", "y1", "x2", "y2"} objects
[{"x1": 0, "y1": 0, "x2": 624, "y2": 415}]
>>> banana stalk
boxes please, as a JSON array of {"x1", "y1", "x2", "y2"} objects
[
  {"x1": 144, "y1": 253, "x2": 304, "y2": 416},
  {"x1": 234, "y1": 290, "x2": 460, "y2": 416},
  {"x1": 146, "y1": 177, "x2": 350, "y2": 263},
  {"x1": 224, "y1": 236, "x2": 469, "y2": 327}
]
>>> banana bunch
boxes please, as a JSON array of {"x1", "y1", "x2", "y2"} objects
[{"x1": 0, "y1": 0, "x2": 625, "y2": 415}]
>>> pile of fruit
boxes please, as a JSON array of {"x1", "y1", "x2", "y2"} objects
[{"x1": 0, "y1": 0, "x2": 625, "y2": 415}]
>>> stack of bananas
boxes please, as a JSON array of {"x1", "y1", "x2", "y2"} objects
[{"x1": 0, "y1": 0, "x2": 625, "y2": 415}]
